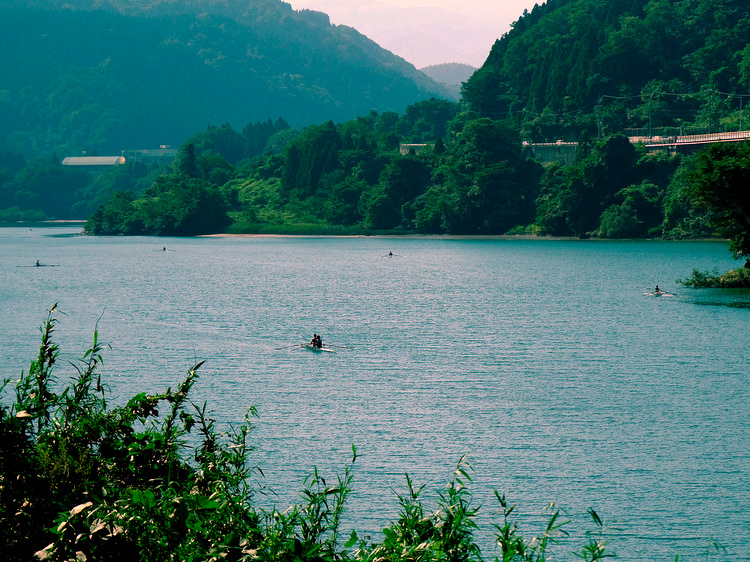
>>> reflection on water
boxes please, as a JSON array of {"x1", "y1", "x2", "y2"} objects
[
  {"x1": 695, "y1": 300, "x2": 750, "y2": 308},
  {"x1": 689, "y1": 291, "x2": 750, "y2": 309},
  {"x1": 682, "y1": 283, "x2": 750, "y2": 309},
  {"x1": 0, "y1": 228, "x2": 747, "y2": 562}
]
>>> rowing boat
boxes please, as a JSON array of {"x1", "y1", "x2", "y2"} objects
[
  {"x1": 643, "y1": 291, "x2": 674, "y2": 297},
  {"x1": 301, "y1": 344, "x2": 336, "y2": 353}
]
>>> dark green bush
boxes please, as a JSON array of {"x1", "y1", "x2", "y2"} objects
[
  {"x1": 1, "y1": 306, "x2": 620, "y2": 561},
  {"x1": 677, "y1": 267, "x2": 750, "y2": 288}
]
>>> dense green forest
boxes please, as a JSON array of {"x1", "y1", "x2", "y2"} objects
[
  {"x1": 80, "y1": 102, "x2": 748, "y2": 268},
  {"x1": 0, "y1": 0, "x2": 451, "y2": 156},
  {"x1": 463, "y1": 0, "x2": 750, "y2": 140},
  {"x1": 2, "y1": 0, "x2": 750, "y2": 270},
  {"x1": 0, "y1": 118, "x2": 293, "y2": 221}
]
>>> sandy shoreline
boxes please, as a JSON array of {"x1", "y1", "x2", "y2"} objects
[
  {"x1": 2, "y1": 222, "x2": 727, "y2": 243},
  {"x1": 198, "y1": 232, "x2": 728, "y2": 242},
  {"x1": 199, "y1": 232, "x2": 580, "y2": 240}
]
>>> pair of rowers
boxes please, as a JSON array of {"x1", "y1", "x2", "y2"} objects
[{"x1": 310, "y1": 333, "x2": 323, "y2": 348}]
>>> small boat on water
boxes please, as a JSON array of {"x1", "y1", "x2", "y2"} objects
[
  {"x1": 300, "y1": 344, "x2": 335, "y2": 353},
  {"x1": 644, "y1": 285, "x2": 674, "y2": 297}
]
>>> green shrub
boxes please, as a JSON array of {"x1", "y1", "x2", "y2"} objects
[
  {"x1": 2, "y1": 306, "x2": 624, "y2": 561},
  {"x1": 677, "y1": 267, "x2": 750, "y2": 288}
]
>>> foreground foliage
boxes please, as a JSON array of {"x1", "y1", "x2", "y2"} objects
[{"x1": 0, "y1": 306, "x2": 623, "y2": 561}]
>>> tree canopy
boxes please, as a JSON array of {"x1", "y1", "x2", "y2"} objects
[
  {"x1": 684, "y1": 142, "x2": 750, "y2": 264},
  {"x1": 463, "y1": 0, "x2": 750, "y2": 141},
  {"x1": 82, "y1": 102, "x2": 707, "y2": 240}
]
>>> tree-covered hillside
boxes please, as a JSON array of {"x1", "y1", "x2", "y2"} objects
[
  {"x1": 82, "y1": 100, "x2": 696, "y2": 243},
  {"x1": 463, "y1": 0, "x2": 750, "y2": 141},
  {"x1": 4, "y1": 0, "x2": 750, "y2": 272},
  {"x1": 0, "y1": 0, "x2": 452, "y2": 156}
]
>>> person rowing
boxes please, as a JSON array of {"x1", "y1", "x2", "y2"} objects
[
  {"x1": 648, "y1": 285, "x2": 674, "y2": 297},
  {"x1": 310, "y1": 333, "x2": 322, "y2": 348}
]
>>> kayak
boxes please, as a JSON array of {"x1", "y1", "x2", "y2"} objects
[{"x1": 643, "y1": 291, "x2": 673, "y2": 297}]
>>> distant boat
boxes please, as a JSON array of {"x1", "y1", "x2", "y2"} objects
[
  {"x1": 643, "y1": 290, "x2": 674, "y2": 297},
  {"x1": 300, "y1": 344, "x2": 336, "y2": 353}
]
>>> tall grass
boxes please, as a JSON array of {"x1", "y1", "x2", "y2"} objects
[{"x1": 9, "y1": 306, "x2": 728, "y2": 561}]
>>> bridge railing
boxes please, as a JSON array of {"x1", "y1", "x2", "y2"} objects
[
  {"x1": 674, "y1": 131, "x2": 750, "y2": 144},
  {"x1": 527, "y1": 130, "x2": 750, "y2": 163}
]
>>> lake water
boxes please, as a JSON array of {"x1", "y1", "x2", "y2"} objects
[{"x1": 1, "y1": 226, "x2": 748, "y2": 561}]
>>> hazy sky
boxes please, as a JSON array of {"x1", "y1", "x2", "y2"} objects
[
  {"x1": 288, "y1": 0, "x2": 542, "y2": 68},
  {"x1": 365, "y1": 0, "x2": 530, "y2": 7}
]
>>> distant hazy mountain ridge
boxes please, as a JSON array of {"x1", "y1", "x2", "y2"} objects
[
  {"x1": 420, "y1": 63, "x2": 477, "y2": 99},
  {"x1": 0, "y1": 0, "x2": 453, "y2": 155},
  {"x1": 420, "y1": 64, "x2": 476, "y2": 86}
]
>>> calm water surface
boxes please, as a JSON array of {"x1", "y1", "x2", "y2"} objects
[{"x1": 1, "y1": 227, "x2": 748, "y2": 561}]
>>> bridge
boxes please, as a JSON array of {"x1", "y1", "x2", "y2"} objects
[
  {"x1": 527, "y1": 130, "x2": 750, "y2": 164},
  {"x1": 634, "y1": 130, "x2": 750, "y2": 155}
]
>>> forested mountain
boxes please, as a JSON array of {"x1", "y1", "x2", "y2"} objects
[
  {"x1": 420, "y1": 64, "x2": 477, "y2": 87},
  {"x1": 3, "y1": 0, "x2": 749, "y2": 267},
  {"x1": 0, "y1": 0, "x2": 452, "y2": 156},
  {"x1": 463, "y1": 0, "x2": 750, "y2": 141}
]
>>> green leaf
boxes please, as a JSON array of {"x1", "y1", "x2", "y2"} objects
[
  {"x1": 344, "y1": 530, "x2": 358, "y2": 548},
  {"x1": 196, "y1": 497, "x2": 221, "y2": 510}
]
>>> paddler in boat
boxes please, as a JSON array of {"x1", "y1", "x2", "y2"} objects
[
  {"x1": 654, "y1": 285, "x2": 661, "y2": 294},
  {"x1": 310, "y1": 334, "x2": 322, "y2": 348}
]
